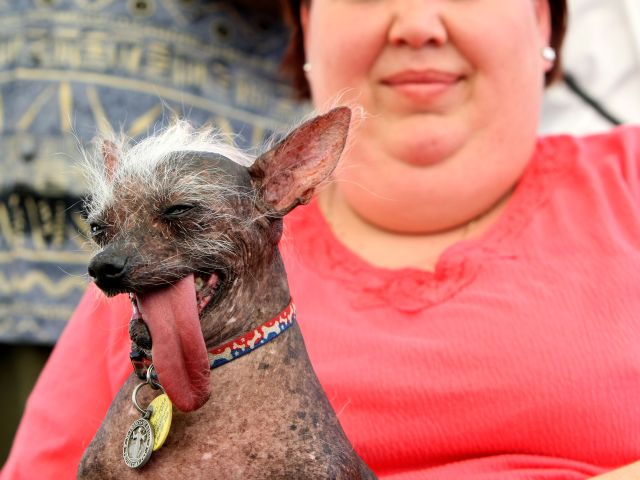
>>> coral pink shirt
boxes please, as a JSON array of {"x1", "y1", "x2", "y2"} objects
[{"x1": 3, "y1": 127, "x2": 640, "y2": 479}]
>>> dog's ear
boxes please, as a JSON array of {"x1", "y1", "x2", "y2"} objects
[
  {"x1": 102, "y1": 140, "x2": 119, "y2": 181},
  {"x1": 249, "y1": 107, "x2": 351, "y2": 216}
]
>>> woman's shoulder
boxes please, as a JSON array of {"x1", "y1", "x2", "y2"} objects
[
  {"x1": 540, "y1": 124, "x2": 640, "y2": 164},
  {"x1": 577, "y1": 124, "x2": 639, "y2": 154},
  {"x1": 537, "y1": 125, "x2": 640, "y2": 190}
]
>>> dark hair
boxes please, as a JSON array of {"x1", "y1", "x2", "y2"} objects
[{"x1": 281, "y1": 0, "x2": 568, "y2": 100}]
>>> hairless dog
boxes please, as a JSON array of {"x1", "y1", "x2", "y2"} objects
[{"x1": 77, "y1": 107, "x2": 376, "y2": 479}]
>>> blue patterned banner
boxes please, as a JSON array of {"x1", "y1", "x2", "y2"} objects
[{"x1": 0, "y1": 0, "x2": 306, "y2": 344}]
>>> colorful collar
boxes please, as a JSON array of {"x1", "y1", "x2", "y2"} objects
[{"x1": 130, "y1": 301, "x2": 296, "y2": 380}]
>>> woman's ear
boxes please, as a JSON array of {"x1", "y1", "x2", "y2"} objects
[
  {"x1": 534, "y1": 0, "x2": 552, "y2": 46},
  {"x1": 300, "y1": 1, "x2": 310, "y2": 59},
  {"x1": 533, "y1": 0, "x2": 553, "y2": 72}
]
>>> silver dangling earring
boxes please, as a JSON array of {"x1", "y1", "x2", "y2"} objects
[
  {"x1": 541, "y1": 46, "x2": 557, "y2": 63},
  {"x1": 303, "y1": 62, "x2": 312, "y2": 74}
]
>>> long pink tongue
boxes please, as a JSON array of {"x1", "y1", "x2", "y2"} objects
[{"x1": 136, "y1": 274, "x2": 210, "y2": 412}]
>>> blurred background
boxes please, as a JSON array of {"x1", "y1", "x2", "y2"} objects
[
  {"x1": 541, "y1": 0, "x2": 640, "y2": 133},
  {"x1": 0, "y1": 0, "x2": 638, "y2": 467}
]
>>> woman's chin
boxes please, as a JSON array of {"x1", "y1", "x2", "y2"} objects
[{"x1": 371, "y1": 118, "x2": 468, "y2": 168}]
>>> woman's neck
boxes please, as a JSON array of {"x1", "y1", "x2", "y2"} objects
[{"x1": 317, "y1": 183, "x2": 513, "y2": 271}]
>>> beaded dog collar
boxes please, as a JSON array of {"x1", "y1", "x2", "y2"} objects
[
  {"x1": 130, "y1": 301, "x2": 296, "y2": 380},
  {"x1": 207, "y1": 302, "x2": 296, "y2": 368}
]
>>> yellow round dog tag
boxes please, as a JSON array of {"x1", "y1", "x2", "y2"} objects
[{"x1": 149, "y1": 394, "x2": 173, "y2": 451}]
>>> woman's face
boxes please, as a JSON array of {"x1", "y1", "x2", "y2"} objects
[{"x1": 302, "y1": 0, "x2": 553, "y2": 233}]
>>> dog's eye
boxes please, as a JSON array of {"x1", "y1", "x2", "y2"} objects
[
  {"x1": 163, "y1": 204, "x2": 194, "y2": 217},
  {"x1": 89, "y1": 223, "x2": 107, "y2": 243},
  {"x1": 90, "y1": 223, "x2": 104, "y2": 236}
]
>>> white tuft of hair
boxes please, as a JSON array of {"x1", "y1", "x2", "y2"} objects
[{"x1": 82, "y1": 121, "x2": 254, "y2": 218}]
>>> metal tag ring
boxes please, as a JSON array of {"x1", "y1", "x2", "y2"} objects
[
  {"x1": 132, "y1": 379, "x2": 166, "y2": 416},
  {"x1": 146, "y1": 364, "x2": 162, "y2": 390}
]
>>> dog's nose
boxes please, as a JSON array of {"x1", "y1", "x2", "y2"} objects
[{"x1": 88, "y1": 252, "x2": 128, "y2": 283}]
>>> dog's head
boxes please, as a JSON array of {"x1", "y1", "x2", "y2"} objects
[{"x1": 84, "y1": 107, "x2": 351, "y2": 412}]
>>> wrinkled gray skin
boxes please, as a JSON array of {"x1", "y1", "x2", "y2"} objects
[{"x1": 77, "y1": 108, "x2": 376, "y2": 479}]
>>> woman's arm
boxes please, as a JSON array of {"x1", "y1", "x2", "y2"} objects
[{"x1": 0, "y1": 286, "x2": 131, "y2": 480}]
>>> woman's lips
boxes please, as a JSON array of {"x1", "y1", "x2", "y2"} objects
[{"x1": 380, "y1": 69, "x2": 462, "y2": 101}]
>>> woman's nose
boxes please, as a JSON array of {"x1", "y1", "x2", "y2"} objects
[{"x1": 388, "y1": 0, "x2": 448, "y2": 48}]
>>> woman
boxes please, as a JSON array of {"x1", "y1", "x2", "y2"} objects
[{"x1": 3, "y1": 0, "x2": 640, "y2": 478}]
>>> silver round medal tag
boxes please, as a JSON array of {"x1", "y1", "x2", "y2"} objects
[{"x1": 123, "y1": 418, "x2": 154, "y2": 468}]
